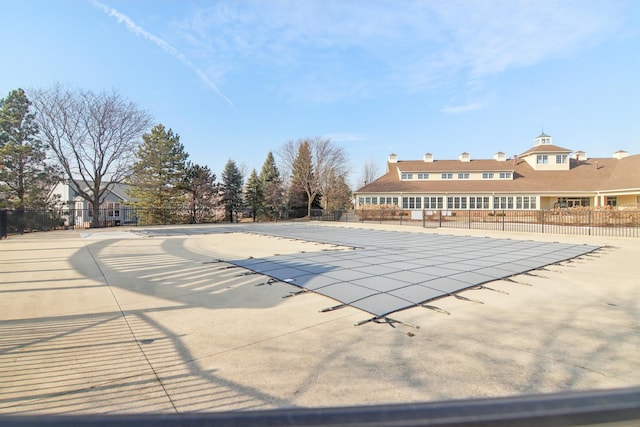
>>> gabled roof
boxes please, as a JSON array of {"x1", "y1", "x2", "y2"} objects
[
  {"x1": 355, "y1": 154, "x2": 640, "y2": 195},
  {"x1": 394, "y1": 159, "x2": 515, "y2": 173},
  {"x1": 520, "y1": 144, "x2": 572, "y2": 156}
]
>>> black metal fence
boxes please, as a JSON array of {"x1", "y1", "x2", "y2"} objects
[
  {"x1": 330, "y1": 208, "x2": 640, "y2": 238},
  {"x1": 2, "y1": 207, "x2": 639, "y2": 239},
  {"x1": 0, "y1": 207, "x2": 224, "y2": 236}
]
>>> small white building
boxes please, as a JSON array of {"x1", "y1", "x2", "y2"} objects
[{"x1": 49, "y1": 181, "x2": 135, "y2": 227}]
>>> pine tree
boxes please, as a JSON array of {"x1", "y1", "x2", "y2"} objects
[
  {"x1": 127, "y1": 124, "x2": 189, "y2": 224},
  {"x1": 221, "y1": 159, "x2": 243, "y2": 223},
  {"x1": 181, "y1": 163, "x2": 218, "y2": 224},
  {"x1": 291, "y1": 140, "x2": 317, "y2": 217},
  {"x1": 244, "y1": 169, "x2": 264, "y2": 222},
  {"x1": 259, "y1": 151, "x2": 284, "y2": 220},
  {"x1": 0, "y1": 88, "x2": 60, "y2": 210},
  {"x1": 325, "y1": 173, "x2": 352, "y2": 210}
]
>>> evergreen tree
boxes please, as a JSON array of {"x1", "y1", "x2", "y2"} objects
[
  {"x1": 291, "y1": 140, "x2": 318, "y2": 217},
  {"x1": 221, "y1": 159, "x2": 243, "y2": 223},
  {"x1": 325, "y1": 173, "x2": 352, "y2": 210},
  {"x1": 127, "y1": 124, "x2": 189, "y2": 224},
  {"x1": 244, "y1": 169, "x2": 264, "y2": 222},
  {"x1": 259, "y1": 151, "x2": 284, "y2": 220},
  {"x1": 181, "y1": 163, "x2": 218, "y2": 224},
  {"x1": 0, "y1": 88, "x2": 60, "y2": 210}
]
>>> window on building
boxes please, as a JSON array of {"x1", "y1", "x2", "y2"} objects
[
  {"x1": 392, "y1": 197, "x2": 399, "y2": 206},
  {"x1": 424, "y1": 196, "x2": 443, "y2": 209},
  {"x1": 441, "y1": 173, "x2": 453, "y2": 180},
  {"x1": 107, "y1": 202, "x2": 114, "y2": 217},
  {"x1": 458, "y1": 173, "x2": 469, "y2": 179},
  {"x1": 358, "y1": 197, "x2": 364, "y2": 206},
  {"x1": 606, "y1": 197, "x2": 617, "y2": 207},
  {"x1": 371, "y1": 197, "x2": 378, "y2": 205},
  {"x1": 417, "y1": 173, "x2": 429, "y2": 180},
  {"x1": 494, "y1": 196, "x2": 515, "y2": 209},
  {"x1": 536, "y1": 155, "x2": 548, "y2": 164},
  {"x1": 365, "y1": 197, "x2": 372, "y2": 204},
  {"x1": 402, "y1": 196, "x2": 421, "y2": 209},
  {"x1": 555, "y1": 197, "x2": 590, "y2": 208},
  {"x1": 114, "y1": 203, "x2": 120, "y2": 217},
  {"x1": 401, "y1": 173, "x2": 413, "y2": 180},
  {"x1": 556, "y1": 154, "x2": 568, "y2": 164},
  {"x1": 499, "y1": 172, "x2": 511, "y2": 179},
  {"x1": 482, "y1": 172, "x2": 494, "y2": 179}
]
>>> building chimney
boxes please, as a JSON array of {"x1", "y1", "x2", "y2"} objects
[
  {"x1": 494, "y1": 151, "x2": 506, "y2": 161},
  {"x1": 423, "y1": 153, "x2": 433, "y2": 162},
  {"x1": 613, "y1": 150, "x2": 629, "y2": 160},
  {"x1": 388, "y1": 153, "x2": 398, "y2": 163},
  {"x1": 575, "y1": 151, "x2": 587, "y2": 162},
  {"x1": 459, "y1": 152, "x2": 470, "y2": 162}
]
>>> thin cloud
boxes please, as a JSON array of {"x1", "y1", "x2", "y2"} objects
[
  {"x1": 161, "y1": 1, "x2": 626, "y2": 103},
  {"x1": 441, "y1": 102, "x2": 487, "y2": 114},
  {"x1": 91, "y1": 0, "x2": 233, "y2": 106},
  {"x1": 323, "y1": 133, "x2": 366, "y2": 143}
]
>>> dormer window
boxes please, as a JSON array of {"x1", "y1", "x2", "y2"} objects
[
  {"x1": 536, "y1": 155, "x2": 548, "y2": 164},
  {"x1": 499, "y1": 172, "x2": 512, "y2": 179},
  {"x1": 556, "y1": 154, "x2": 568, "y2": 164},
  {"x1": 458, "y1": 173, "x2": 469, "y2": 179},
  {"x1": 482, "y1": 172, "x2": 494, "y2": 179},
  {"x1": 417, "y1": 173, "x2": 429, "y2": 180},
  {"x1": 441, "y1": 173, "x2": 453, "y2": 179},
  {"x1": 401, "y1": 173, "x2": 413, "y2": 180}
]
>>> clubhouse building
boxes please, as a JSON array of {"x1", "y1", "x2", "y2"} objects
[{"x1": 354, "y1": 133, "x2": 640, "y2": 212}]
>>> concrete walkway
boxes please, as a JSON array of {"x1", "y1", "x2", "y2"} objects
[{"x1": 1, "y1": 223, "x2": 639, "y2": 415}]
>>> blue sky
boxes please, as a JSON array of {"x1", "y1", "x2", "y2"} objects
[{"x1": 1, "y1": 0, "x2": 638, "y2": 188}]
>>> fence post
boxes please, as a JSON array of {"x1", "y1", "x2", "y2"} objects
[
  {"x1": 502, "y1": 210, "x2": 505, "y2": 231},
  {"x1": 423, "y1": 209, "x2": 426, "y2": 228},
  {"x1": 0, "y1": 209, "x2": 7, "y2": 239},
  {"x1": 439, "y1": 210, "x2": 442, "y2": 228},
  {"x1": 468, "y1": 210, "x2": 471, "y2": 229},
  {"x1": 541, "y1": 210, "x2": 545, "y2": 234},
  {"x1": 588, "y1": 210, "x2": 592, "y2": 236}
]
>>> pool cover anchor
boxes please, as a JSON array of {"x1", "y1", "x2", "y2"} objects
[
  {"x1": 355, "y1": 316, "x2": 420, "y2": 329},
  {"x1": 452, "y1": 293, "x2": 484, "y2": 304},
  {"x1": 320, "y1": 303, "x2": 347, "y2": 312},
  {"x1": 420, "y1": 304, "x2": 451, "y2": 315},
  {"x1": 473, "y1": 285, "x2": 509, "y2": 295},
  {"x1": 282, "y1": 289, "x2": 309, "y2": 298}
]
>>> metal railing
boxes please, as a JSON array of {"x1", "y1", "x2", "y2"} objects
[
  {"x1": 334, "y1": 208, "x2": 640, "y2": 238},
  {"x1": 2, "y1": 207, "x2": 639, "y2": 239}
]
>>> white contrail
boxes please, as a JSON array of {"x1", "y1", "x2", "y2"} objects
[{"x1": 92, "y1": 0, "x2": 233, "y2": 106}]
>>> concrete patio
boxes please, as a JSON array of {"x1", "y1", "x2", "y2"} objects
[{"x1": 1, "y1": 222, "x2": 639, "y2": 415}]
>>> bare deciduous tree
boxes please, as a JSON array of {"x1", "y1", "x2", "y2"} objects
[
  {"x1": 31, "y1": 85, "x2": 152, "y2": 227},
  {"x1": 359, "y1": 157, "x2": 380, "y2": 188},
  {"x1": 278, "y1": 136, "x2": 349, "y2": 215}
]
